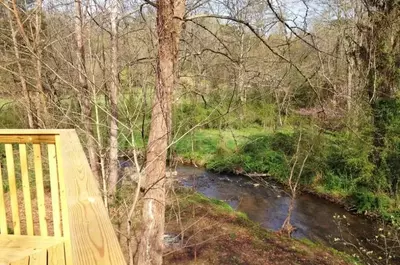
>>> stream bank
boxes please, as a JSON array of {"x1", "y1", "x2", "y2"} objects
[
  {"x1": 164, "y1": 187, "x2": 356, "y2": 265},
  {"x1": 175, "y1": 165, "x2": 399, "y2": 264}
]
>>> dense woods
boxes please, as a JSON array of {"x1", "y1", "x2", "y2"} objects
[{"x1": 0, "y1": 0, "x2": 400, "y2": 264}]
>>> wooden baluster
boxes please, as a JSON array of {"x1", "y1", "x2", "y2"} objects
[
  {"x1": 48, "y1": 144, "x2": 61, "y2": 237},
  {"x1": 5, "y1": 144, "x2": 20, "y2": 235},
  {"x1": 0, "y1": 161, "x2": 7, "y2": 235},
  {"x1": 55, "y1": 135, "x2": 72, "y2": 265},
  {"x1": 19, "y1": 144, "x2": 34, "y2": 235},
  {"x1": 33, "y1": 144, "x2": 47, "y2": 236}
]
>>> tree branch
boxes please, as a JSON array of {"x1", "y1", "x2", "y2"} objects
[
  {"x1": 185, "y1": 13, "x2": 325, "y2": 112},
  {"x1": 143, "y1": 0, "x2": 157, "y2": 8}
]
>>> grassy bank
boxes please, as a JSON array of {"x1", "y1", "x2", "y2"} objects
[
  {"x1": 163, "y1": 188, "x2": 357, "y2": 265},
  {"x1": 173, "y1": 129, "x2": 400, "y2": 221}
]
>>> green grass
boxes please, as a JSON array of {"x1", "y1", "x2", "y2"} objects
[
  {"x1": 173, "y1": 128, "x2": 292, "y2": 165},
  {"x1": 182, "y1": 190, "x2": 235, "y2": 214}
]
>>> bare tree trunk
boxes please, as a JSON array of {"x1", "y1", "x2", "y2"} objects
[
  {"x1": 108, "y1": 0, "x2": 119, "y2": 196},
  {"x1": 280, "y1": 131, "x2": 310, "y2": 237},
  {"x1": 137, "y1": 0, "x2": 185, "y2": 264},
  {"x1": 346, "y1": 55, "x2": 354, "y2": 112},
  {"x1": 238, "y1": 30, "x2": 246, "y2": 104},
  {"x1": 86, "y1": 16, "x2": 108, "y2": 207},
  {"x1": 5, "y1": 1, "x2": 35, "y2": 129},
  {"x1": 274, "y1": 90, "x2": 283, "y2": 127},
  {"x1": 35, "y1": 0, "x2": 48, "y2": 128},
  {"x1": 237, "y1": 28, "x2": 246, "y2": 122},
  {"x1": 74, "y1": 0, "x2": 100, "y2": 181},
  {"x1": 281, "y1": 195, "x2": 295, "y2": 236}
]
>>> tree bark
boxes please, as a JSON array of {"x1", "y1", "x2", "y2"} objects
[
  {"x1": 34, "y1": 0, "x2": 48, "y2": 128},
  {"x1": 238, "y1": 29, "x2": 246, "y2": 103},
  {"x1": 280, "y1": 195, "x2": 295, "y2": 237},
  {"x1": 74, "y1": 0, "x2": 100, "y2": 181},
  {"x1": 136, "y1": 0, "x2": 185, "y2": 264},
  {"x1": 108, "y1": 0, "x2": 120, "y2": 196},
  {"x1": 346, "y1": 54, "x2": 354, "y2": 112}
]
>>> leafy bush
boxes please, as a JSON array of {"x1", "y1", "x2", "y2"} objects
[
  {"x1": 269, "y1": 132, "x2": 296, "y2": 156},
  {"x1": 324, "y1": 133, "x2": 375, "y2": 189},
  {"x1": 207, "y1": 132, "x2": 291, "y2": 179},
  {"x1": 323, "y1": 173, "x2": 351, "y2": 192},
  {"x1": 0, "y1": 103, "x2": 25, "y2": 128},
  {"x1": 352, "y1": 191, "x2": 391, "y2": 214}
]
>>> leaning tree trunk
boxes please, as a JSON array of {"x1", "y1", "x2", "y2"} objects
[
  {"x1": 136, "y1": 0, "x2": 185, "y2": 264},
  {"x1": 74, "y1": 0, "x2": 100, "y2": 181}
]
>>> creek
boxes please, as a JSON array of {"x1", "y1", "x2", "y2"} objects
[{"x1": 176, "y1": 165, "x2": 392, "y2": 260}]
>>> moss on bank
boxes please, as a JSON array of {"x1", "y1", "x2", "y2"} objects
[{"x1": 164, "y1": 188, "x2": 358, "y2": 265}]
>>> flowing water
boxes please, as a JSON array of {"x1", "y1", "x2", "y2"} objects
[{"x1": 176, "y1": 165, "x2": 398, "y2": 262}]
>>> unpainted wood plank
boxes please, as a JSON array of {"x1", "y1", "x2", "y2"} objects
[
  {"x1": 0, "y1": 235, "x2": 64, "y2": 249},
  {"x1": 9, "y1": 256, "x2": 29, "y2": 265},
  {"x1": 47, "y1": 243, "x2": 66, "y2": 265},
  {"x1": 0, "y1": 135, "x2": 55, "y2": 144},
  {"x1": 19, "y1": 144, "x2": 34, "y2": 236},
  {"x1": 0, "y1": 162, "x2": 7, "y2": 235},
  {"x1": 28, "y1": 250, "x2": 47, "y2": 265},
  {"x1": 5, "y1": 144, "x2": 20, "y2": 235},
  {"x1": 33, "y1": 144, "x2": 47, "y2": 236},
  {"x1": 0, "y1": 248, "x2": 37, "y2": 264},
  {"x1": 55, "y1": 136, "x2": 72, "y2": 265},
  {"x1": 48, "y1": 144, "x2": 61, "y2": 237},
  {"x1": 59, "y1": 131, "x2": 126, "y2": 265}
]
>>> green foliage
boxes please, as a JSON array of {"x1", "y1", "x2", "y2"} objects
[
  {"x1": 181, "y1": 189, "x2": 235, "y2": 214},
  {"x1": 174, "y1": 101, "x2": 214, "y2": 131},
  {"x1": 379, "y1": 99, "x2": 400, "y2": 196},
  {"x1": 0, "y1": 102, "x2": 25, "y2": 128},
  {"x1": 322, "y1": 173, "x2": 355, "y2": 194},
  {"x1": 323, "y1": 133, "x2": 375, "y2": 190},
  {"x1": 173, "y1": 99, "x2": 277, "y2": 131},
  {"x1": 207, "y1": 131, "x2": 300, "y2": 180},
  {"x1": 269, "y1": 132, "x2": 296, "y2": 156},
  {"x1": 352, "y1": 191, "x2": 391, "y2": 214}
]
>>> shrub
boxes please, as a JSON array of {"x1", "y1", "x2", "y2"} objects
[
  {"x1": 352, "y1": 191, "x2": 391, "y2": 214},
  {"x1": 207, "y1": 132, "x2": 291, "y2": 179},
  {"x1": 269, "y1": 132, "x2": 296, "y2": 156},
  {"x1": 324, "y1": 133, "x2": 375, "y2": 188}
]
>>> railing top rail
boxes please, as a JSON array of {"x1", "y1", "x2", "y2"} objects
[
  {"x1": 0, "y1": 129, "x2": 75, "y2": 135},
  {"x1": 0, "y1": 130, "x2": 76, "y2": 144}
]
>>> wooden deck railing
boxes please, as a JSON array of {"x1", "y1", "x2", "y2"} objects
[{"x1": 0, "y1": 130, "x2": 125, "y2": 265}]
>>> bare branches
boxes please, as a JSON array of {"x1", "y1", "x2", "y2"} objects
[
  {"x1": 265, "y1": 0, "x2": 330, "y2": 55},
  {"x1": 185, "y1": 13, "x2": 325, "y2": 112},
  {"x1": 143, "y1": 0, "x2": 157, "y2": 8}
]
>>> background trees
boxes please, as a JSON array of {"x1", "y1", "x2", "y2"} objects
[{"x1": 0, "y1": 0, "x2": 400, "y2": 264}]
